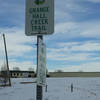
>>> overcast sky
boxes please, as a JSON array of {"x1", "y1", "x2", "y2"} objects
[{"x1": 0, "y1": 0, "x2": 100, "y2": 72}]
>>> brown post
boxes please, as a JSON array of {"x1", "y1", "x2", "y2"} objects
[{"x1": 3, "y1": 34, "x2": 11, "y2": 86}]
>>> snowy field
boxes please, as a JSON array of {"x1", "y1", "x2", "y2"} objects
[{"x1": 0, "y1": 78, "x2": 100, "y2": 100}]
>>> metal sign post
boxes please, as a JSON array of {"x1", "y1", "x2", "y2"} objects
[
  {"x1": 36, "y1": 84, "x2": 43, "y2": 100},
  {"x1": 25, "y1": 0, "x2": 54, "y2": 100}
]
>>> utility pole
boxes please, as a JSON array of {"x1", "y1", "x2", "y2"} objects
[
  {"x1": 36, "y1": 35, "x2": 43, "y2": 100},
  {"x1": 3, "y1": 33, "x2": 11, "y2": 86}
]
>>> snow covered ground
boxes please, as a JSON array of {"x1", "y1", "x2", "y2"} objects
[{"x1": 0, "y1": 78, "x2": 100, "y2": 100}]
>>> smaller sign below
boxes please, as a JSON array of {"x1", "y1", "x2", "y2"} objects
[{"x1": 37, "y1": 41, "x2": 46, "y2": 86}]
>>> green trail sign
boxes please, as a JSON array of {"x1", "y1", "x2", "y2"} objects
[{"x1": 25, "y1": 0, "x2": 54, "y2": 36}]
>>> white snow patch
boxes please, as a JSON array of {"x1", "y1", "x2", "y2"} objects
[{"x1": 0, "y1": 78, "x2": 100, "y2": 100}]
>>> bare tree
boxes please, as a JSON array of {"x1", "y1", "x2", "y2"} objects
[
  {"x1": 46, "y1": 69, "x2": 50, "y2": 77},
  {"x1": 13, "y1": 67, "x2": 20, "y2": 71},
  {"x1": 55, "y1": 69, "x2": 63, "y2": 73},
  {"x1": 78, "y1": 70, "x2": 83, "y2": 72},
  {"x1": 28, "y1": 67, "x2": 34, "y2": 72}
]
